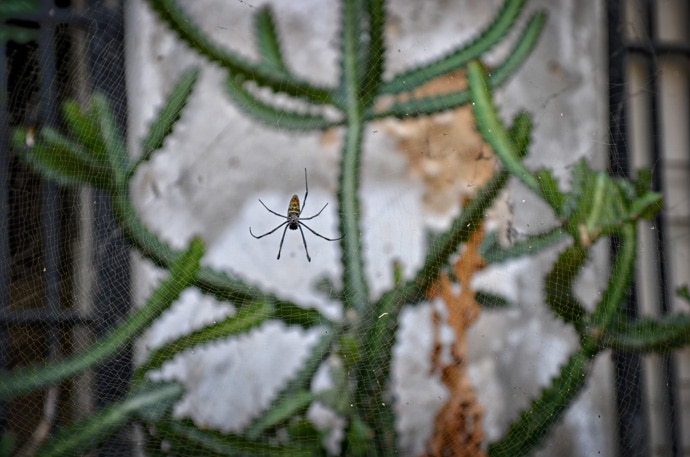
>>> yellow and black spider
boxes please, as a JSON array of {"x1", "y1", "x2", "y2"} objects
[{"x1": 249, "y1": 168, "x2": 343, "y2": 262}]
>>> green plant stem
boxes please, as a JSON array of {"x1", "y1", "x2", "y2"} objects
[
  {"x1": 352, "y1": 290, "x2": 400, "y2": 456},
  {"x1": 133, "y1": 301, "x2": 273, "y2": 383},
  {"x1": 155, "y1": 418, "x2": 312, "y2": 457},
  {"x1": 144, "y1": 0, "x2": 334, "y2": 106},
  {"x1": 490, "y1": 224, "x2": 636, "y2": 456},
  {"x1": 366, "y1": 11, "x2": 545, "y2": 121},
  {"x1": 35, "y1": 382, "x2": 183, "y2": 457},
  {"x1": 338, "y1": 0, "x2": 369, "y2": 315},
  {"x1": 349, "y1": 169, "x2": 510, "y2": 457},
  {"x1": 360, "y1": 0, "x2": 385, "y2": 108},
  {"x1": 338, "y1": 120, "x2": 368, "y2": 313},
  {"x1": 488, "y1": 349, "x2": 592, "y2": 457},
  {"x1": 380, "y1": 0, "x2": 526, "y2": 94},
  {"x1": 415, "y1": 169, "x2": 509, "y2": 293},
  {"x1": 480, "y1": 227, "x2": 568, "y2": 264},
  {"x1": 254, "y1": 6, "x2": 287, "y2": 72},
  {"x1": 544, "y1": 245, "x2": 588, "y2": 329},
  {"x1": 586, "y1": 222, "x2": 636, "y2": 350},
  {"x1": 467, "y1": 60, "x2": 540, "y2": 195},
  {"x1": 602, "y1": 313, "x2": 690, "y2": 353}
]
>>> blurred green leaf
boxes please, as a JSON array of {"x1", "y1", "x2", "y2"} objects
[
  {"x1": 88, "y1": 94, "x2": 128, "y2": 185},
  {"x1": 135, "y1": 67, "x2": 200, "y2": 174},
  {"x1": 489, "y1": 350, "x2": 592, "y2": 457},
  {"x1": 155, "y1": 419, "x2": 314, "y2": 457},
  {"x1": 0, "y1": 26, "x2": 37, "y2": 44},
  {"x1": 480, "y1": 227, "x2": 567, "y2": 264},
  {"x1": 535, "y1": 168, "x2": 566, "y2": 217},
  {"x1": 14, "y1": 127, "x2": 113, "y2": 190},
  {"x1": 254, "y1": 6, "x2": 287, "y2": 72},
  {"x1": 544, "y1": 245, "x2": 588, "y2": 329},
  {"x1": 245, "y1": 333, "x2": 331, "y2": 439},
  {"x1": 475, "y1": 290, "x2": 511, "y2": 309},
  {"x1": 226, "y1": 75, "x2": 337, "y2": 131},
  {"x1": 603, "y1": 313, "x2": 690, "y2": 353},
  {"x1": 35, "y1": 381, "x2": 183, "y2": 457},
  {"x1": 345, "y1": 412, "x2": 374, "y2": 457},
  {"x1": 381, "y1": 0, "x2": 528, "y2": 94},
  {"x1": 0, "y1": 0, "x2": 39, "y2": 15},
  {"x1": 62, "y1": 99, "x2": 109, "y2": 164},
  {"x1": 135, "y1": 300, "x2": 271, "y2": 381},
  {"x1": 245, "y1": 390, "x2": 314, "y2": 440}
]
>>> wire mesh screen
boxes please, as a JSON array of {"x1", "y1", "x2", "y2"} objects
[
  {"x1": 609, "y1": 1, "x2": 690, "y2": 456},
  {"x1": 0, "y1": 0, "x2": 131, "y2": 454},
  {"x1": 2, "y1": 0, "x2": 690, "y2": 456}
]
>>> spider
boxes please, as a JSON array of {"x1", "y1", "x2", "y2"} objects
[{"x1": 249, "y1": 168, "x2": 343, "y2": 262}]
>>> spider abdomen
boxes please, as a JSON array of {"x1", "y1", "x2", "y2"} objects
[{"x1": 287, "y1": 194, "x2": 300, "y2": 216}]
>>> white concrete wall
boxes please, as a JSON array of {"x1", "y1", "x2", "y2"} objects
[{"x1": 124, "y1": 1, "x2": 612, "y2": 455}]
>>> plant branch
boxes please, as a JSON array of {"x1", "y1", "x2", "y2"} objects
[
  {"x1": 585, "y1": 223, "x2": 637, "y2": 349},
  {"x1": 380, "y1": 0, "x2": 527, "y2": 94},
  {"x1": 366, "y1": 11, "x2": 545, "y2": 121},
  {"x1": 467, "y1": 60, "x2": 540, "y2": 194},
  {"x1": 602, "y1": 313, "x2": 690, "y2": 353},
  {"x1": 144, "y1": 0, "x2": 334, "y2": 105},
  {"x1": 488, "y1": 349, "x2": 593, "y2": 457},
  {"x1": 338, "y1": 0, "x2": 369, "y2": 314}
]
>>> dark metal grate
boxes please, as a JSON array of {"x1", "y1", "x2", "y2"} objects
[
  {"x1": 608, "y1": 1, "x2": 689, "y2": 456},
  {"x1": 0, "y1": 0, "x2": 130, "y2": 454}
]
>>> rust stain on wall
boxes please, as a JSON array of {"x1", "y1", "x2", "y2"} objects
[
  {"x1": 423, "y1": 224, "x2": 487, "y2": 457},
  {"x1": 380, "y1": 69, "x2": 496, "y2": 213}
]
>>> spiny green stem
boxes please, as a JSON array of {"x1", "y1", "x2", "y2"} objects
[
  {"x1": 415, "y1": 169, "x2": 509, "y2": 292},
  {"x1": 585, "y1": 222, "x2": 637, "y2": 351},
  {"x1": 145, "y1": 0, "x2": 334, "y2": 105},
  {"x1": 602, "y1": 313, "x2": 690, "y2": 353},
  {"x1": 338, "y1": 0, "x2": 369, "y2": 315},
  {"x1": 467, "y1": 60, "x2": 540, "y2": 194},
  {"x1": 338, "y1": 120, "x2": 368, "y2": 313},
  {"x1": 488, "y1": 349, "x2": 592, "y2": 457}
]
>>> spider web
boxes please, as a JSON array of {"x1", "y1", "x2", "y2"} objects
[{"x1": 2, "y1": 0, "x2": 689, "y2": 456}]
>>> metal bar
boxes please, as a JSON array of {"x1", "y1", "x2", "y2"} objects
[
  {"x1": 0, "y1": 308, "x2": 92, "y2": 325},
  {"x1": 37, "y1": 0, "x2": 64, "y2": 436},
  {"x1": 86, "y1": 1, "x2": 132, "y2": 454},
  {"x1": 607, "y1": 1, "x2": 650, "y2": 456},
  {"x1": 0, "y1": 38, "x2": 11, "y2": 435},
  {"x1": 0, "y1": 9, "x2": 90, "y2": 27},
  {"x1": 627, "y1": 42, "x2": 690, "y2": 56},
  {"x1": 644, "y1": 1, "x2": 679, "y2": 454}
]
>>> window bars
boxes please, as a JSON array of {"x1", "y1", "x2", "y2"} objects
[
  {"x1": 0, "y1": 0, "x2": 130, "y2": 454},
  {"x1": 609, "y1": 1, "x2": 689, "y2": 456}
]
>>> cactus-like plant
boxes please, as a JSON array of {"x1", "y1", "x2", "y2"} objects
[{"x1": 3, "y1": 1, "x2": 688, "y2": 456}]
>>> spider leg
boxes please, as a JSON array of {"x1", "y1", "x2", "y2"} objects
[
  {"x1": 300, "y1": 168, "x2": 308, "y2": 216},
  {"x1": 250, "y1": 221, "x2": 288, "y2": 239},
  {"x1": 299, "y1": 202, "x2": 328, "y2": 220},
  {"x1": 299, "y1": 221, "x2": 344, "y2": 241},
  {"x1": 297, "y1": 224, "x2": 312, "y2": 262},
  {"x1": 277, "y1": 224, "x2": 291, "y2": 260},
  {"x1": 258, "y1": 199, "x2": 287, "y2": 219}
]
